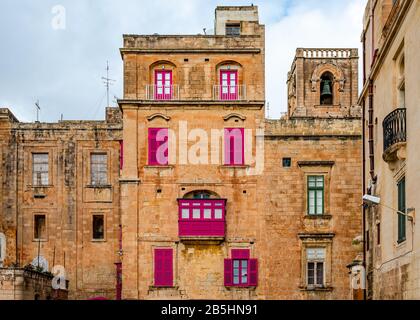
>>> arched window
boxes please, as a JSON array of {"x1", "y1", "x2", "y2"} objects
[
  {"x1": 183, "y1": 190, "x2": 220, "y2": 199},
  {"x1": 320, "y1": 72, "x2": 334, "y2": 105}
]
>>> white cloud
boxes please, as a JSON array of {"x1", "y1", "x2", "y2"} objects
[
  {"x1": 0, "y1": 0, "x2": 366, "y2": 122},
  {"x1": 265, "y1": 0, "x2": 366, "y2": 118}
]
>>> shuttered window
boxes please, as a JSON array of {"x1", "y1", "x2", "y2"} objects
[
  {"x1": 148, "y1": 128, "x2": 169, "y2": 166},
  {"x1": 398, "y1": 177, "x2": 406, "y2": 243},
  {"x1": 154, "y1": 248, "x2": 173, "y2": 287},
  {"x1": 224, "y1": 249, "x2": 258, "y2": 287},
  {"x1": 224, "y1": 128, "x2": 244, "y2": 166}
]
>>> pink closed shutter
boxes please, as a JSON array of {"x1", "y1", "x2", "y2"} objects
[
  {"x1": 119, "y1": 140, "x2": 124, "y2": 170},
  {"x1": 154, "y1": 248, "x2": 173, "y2": 287},
  {"x1": 224, "y1": 259, "x2": 233, "y2": 286},
  {"x1": 224, "y1": 128, "x2": 244, "y2": 165},
  {"x1": 249, "y1": 259, "x2": 258, "y2": 286},
  {"x1": 235, "y1": 128, "x2": 244, "y2": 165},
  {"x1": 224, "y1": 129, "x2": 231, "y2": 165},
  {"x1": 149, "y1": 128, "x2": 168, "y2": 165},
  {"x1": 231, "y1": 249, "x2": 250, "y2": 259},
  {"x1": 148, "y1": 128, "x2": 157, "y2": 165}
]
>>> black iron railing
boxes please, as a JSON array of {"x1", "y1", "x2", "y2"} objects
[{"x1": 383, "y1": 108, "x2": 406, "y2": 152}]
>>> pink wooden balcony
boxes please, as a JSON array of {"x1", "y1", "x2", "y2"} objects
[{"x1": 178, "y1": 199, "x2": 226, "y2": 239}]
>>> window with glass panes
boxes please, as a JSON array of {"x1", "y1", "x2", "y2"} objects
[
  {"x1": 233, "y1": 259, "x2": 248, "y2": 285},
  {"x1": 308, "y1": 176, "x2": 324, "y2": 215},
  {"x1": 307, "y1": 248, "x2": 325, "y2": 287},
  {"x1": 91, "y1": 154, "x2": 108, "y2": 185},
  {"x1": 398, "y1": 177, "x2": 406, "y2": 243},
  {"x1": 33, "y1": 153, "x2": 49, "y2": 186}
]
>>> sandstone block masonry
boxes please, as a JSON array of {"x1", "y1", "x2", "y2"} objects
[{"x1": 0, "y1": 5, "x2": 362, "y2": 300}]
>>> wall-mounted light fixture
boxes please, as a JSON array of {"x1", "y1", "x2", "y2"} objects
[{"x1": 362, "y1": 194, "x2": 415, "y2": 223}]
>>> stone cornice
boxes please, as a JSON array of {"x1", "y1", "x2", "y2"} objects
[{"x1": 120, "y1": 48, "x2": 261, "y2": 56}]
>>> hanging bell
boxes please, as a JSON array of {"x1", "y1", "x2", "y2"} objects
[{"x1": 321, "y1": 80, "x2": 332, "y2": 97}]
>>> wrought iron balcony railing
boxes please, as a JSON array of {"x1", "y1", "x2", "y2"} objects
[
  {"x1": 383, "y1": 108, "x2": 406, "y2": 152},
  {"x1": 145, "y1": 85, "x2": 180, "y2": 101},
  {"x1": 213, "y1": 85, "x2": 247, "y2": 101}
]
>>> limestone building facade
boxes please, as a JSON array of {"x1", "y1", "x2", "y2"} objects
[
  {"x1": 1, "y1": 6, "x2": 362, "y2": 300},
  {"x1": 360, "y1": 0, "x2": 420, "y2": 299}
]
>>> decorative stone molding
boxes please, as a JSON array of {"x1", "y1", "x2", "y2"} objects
[
  {"x1": 146, "y1": 113, "x2": 171, "y2": 122},
  {"x1": 223, "y1": 113, "x2": 246, "y2": 121}
]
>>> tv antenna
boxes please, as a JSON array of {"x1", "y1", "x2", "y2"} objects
[
  {"x1": 102, "y1": 61, "x2": 116, "y2": 107},
  {"x1": 35, "y1": 100, "x2": 41, "y2": 122}
]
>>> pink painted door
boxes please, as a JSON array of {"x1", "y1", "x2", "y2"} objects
[
  {"x1": 220, "y1": 70, "x2": 238, "y2": 100},
  {"x1": 155, "y1": 70, "x2": 172, "y2": 100}
]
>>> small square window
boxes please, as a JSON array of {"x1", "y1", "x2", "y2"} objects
[
  {"x1": 214, "y1": 209, "x2": 223, "y2": 220},
  {"x1": 34, "y1": 215, "x2": 46, "y2": 240},
  {"x1": 226, "y1": 23, "x2": 241, "y2": 36},
  {"x1": 182, "y1": 209, "x2": 190, "y2": 219},
  {"x1": 92, "y1": 215, "x2": 105, "y2": 240},
  {"x1": 204, "y1": 209, "x2": 212, "y2": 219},
  {"x1": 193, "y1": 209, "x2": 201, "y2": 219},
  {"x1": 282, "y1": 158, "x2": 292, "y2": 168}
]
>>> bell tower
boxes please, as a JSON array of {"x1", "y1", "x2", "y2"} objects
[{"x1": 287, "y1": 48, "x2": 359, "y2": 118}]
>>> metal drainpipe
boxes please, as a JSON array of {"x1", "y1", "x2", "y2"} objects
[
  {"x1": 362, "y1": 98, "x2": 367, "y2": 301},
  {"x1": 368, "y1": 82, "x2": 375, "y2": 181},
  {"x1": 115, "y1": 224, "x2": 122, "y2": 300}
]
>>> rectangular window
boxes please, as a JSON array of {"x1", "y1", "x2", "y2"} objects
[
  {"x1": 148, "y1": 128, "x2": 169, "y2": 166},
  {"x1": 154, "y1": 248, "x2": 173, "y2": 287},
  {"x1": 154, "y1": 70, "x2": 172, "y2": 100},
  {"x1": 306, "y1": 248, "x2": 325, "y2": 287},
  {"x1": 224, "y1": 128, "x2": 244, "y2": 166},
  {"x1": 92, "y1": 215, "x2": 105, "y2": 240},
  {"x1": 34, "y1": 214, "x2": 46, "y2": 240},
  {"x1": 282, "y1": 157, "x2": 292, "y2": 168},
  {"x1": 226, "y1": 23, "x2": 241, "y2": 36},
  {"x1": 398, "y1": 177, "x2": 406, "y2": 243},
  {"x1": 308, "y1": 176, "x2": 324, "y2": 215},
  {"x1": 33, "y1": 153, "x2": 49, "y2": 186},
  {"x1": 91, "y1": 154, "x2": 108, "y2": 185},
  {"x1": 224, "y1": 249, "x2": 258, "y2": 287},
  {"x1": 220, "y1": 70, "x2": 238, "y2": 100}
]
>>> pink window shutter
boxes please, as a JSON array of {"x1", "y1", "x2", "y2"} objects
[
  {"x1": 154, "y1": 248, "x2": 173, "y2": 287},
  {"x1": 224, "y1": 128, "x2": 244, "y2": 165},
  {"x1": 149, "y1": 128, "x2": 168, "y2": 165},
  {"x1": 154, "y1": 249, "x2": 163, "y2": 286},
  {"x1": 163, "y1": 249, "x2": 173, "y2": 287},
  {"x1": 231, "y1": 249, "x2": 250, "y2": 259},
  {"x1": 119, "y1": 140, "x2": 124, "y2": 170},
  {"x1": 224, "y1": 129, "x2": 231, "y2": 165},
  {"x1": 234, "y1": 128, "x2": 244, "y2": 165},
  {"x1": 148, "y1": 128, "x2": 157, "y2": 165},
  {"x1": 249, "y1": 259, "x2": 258, "y2": 286},
  {"x1": 224, "y1": 259, "x2": 233, "y2": 286}
]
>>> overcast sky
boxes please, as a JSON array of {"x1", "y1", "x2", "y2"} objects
[{"x1": 0, "y1": 0, "x2": 365, "y2": 122}]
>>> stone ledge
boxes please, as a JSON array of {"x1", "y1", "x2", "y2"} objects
[{"x1": 298, "y1": 233, "x2": 335, "y2": 240}]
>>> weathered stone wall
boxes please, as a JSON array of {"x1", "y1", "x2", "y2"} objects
[
  {"x1": 0, "y1": 108, "x2": 123, "y2": 300},
  {"x1": 361, "y1": 0, "x2": 420, "y2": 300},
  {"x1": 0, "y1": 268, "x2": 68, "y2": 300}
]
